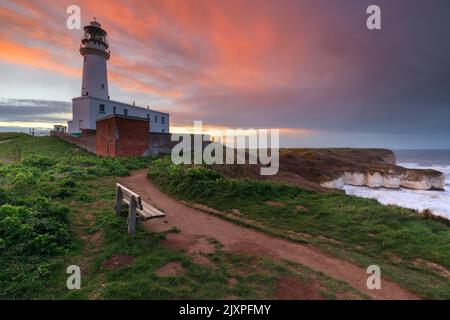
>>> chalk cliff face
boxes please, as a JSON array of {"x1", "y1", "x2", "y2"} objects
[
  {"x1": 399, "y1": 169, "x2": 445, "y2": 190},
  {"x1": 276, "y1": 149, "x2": 445, "y2": 191},
  {"x1": 321, "y1": 169, "x2": 445, "y2": 191}
]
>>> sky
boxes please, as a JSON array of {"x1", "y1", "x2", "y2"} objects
[{"x1": 0, "y1": 0, "x2": 449, "y2": 149}]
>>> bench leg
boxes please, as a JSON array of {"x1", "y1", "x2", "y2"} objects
[
  {"x1": 128, "y1": 196, "x2": 137, "y2": 235},
  {"x1": 115, "y1": 186, "x2": 123, "y2": 217}
]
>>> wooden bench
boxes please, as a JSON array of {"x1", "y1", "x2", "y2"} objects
[{"x1": 115, "y1": 183, "x2": 165, "y2": 235}]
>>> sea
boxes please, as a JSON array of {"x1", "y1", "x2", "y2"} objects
[{"x1": 342, "y1": 150, "x2": 450, "y2": 220}]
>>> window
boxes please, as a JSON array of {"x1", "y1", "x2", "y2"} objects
[
  {"x1": 154, "y1": 115, "x2": 158, "y2": 123},
  {"x1": 113, "y1": 106, "x2": 116, "y2": 114},
  {"x1": 124, "y1": 108, "x2": 128, "y2": 116},
  {"x1": 99, "y1": 104, "x2": 105, "y2": 113},
  {"x1": 101, "y1": 83, "x2": 105, "y2": 89},
  {"x1": 162, "y1": 129, "x2": 165, "y2": 133},
  {"x1": 162, "y1": 116, "x2": 165, "y2": 124},
  {"x1": 146, "y1": 114, "x2": 150, "y2": 119}
]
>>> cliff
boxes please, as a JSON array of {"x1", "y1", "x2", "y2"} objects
[{"x1": 278, "y1": 148, "x2": 445, "y2": 191}]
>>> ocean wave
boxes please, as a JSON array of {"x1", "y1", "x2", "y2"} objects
[
  {"x1": 399, "y1": 163, "x2": 450, "y2": 171},
  {"x1": 397, "y1": 162, "x2": 420, "y2": 167},
  {"x1": 343, "y1": 185, "x2": 450, "y2": 220}
]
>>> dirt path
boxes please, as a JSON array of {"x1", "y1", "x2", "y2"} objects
[{"x1": 119, "y1": 169, "x2": 419, "y2": 300}]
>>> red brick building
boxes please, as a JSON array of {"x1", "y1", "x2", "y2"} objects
[{"x1": 96, "y1": 115, "x2": 149, "y2": 157}]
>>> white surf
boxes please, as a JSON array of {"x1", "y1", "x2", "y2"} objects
[{"x1": 342, "y1": 163, "x2": 450, "y2": 220}]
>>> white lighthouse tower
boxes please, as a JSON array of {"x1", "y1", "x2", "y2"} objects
[
  {"x1": 80, "y1": 20, "x2": 110, "y2": 100},
  {"x1": 68, "y1": 19, "x2": 170, "y2": 135}
]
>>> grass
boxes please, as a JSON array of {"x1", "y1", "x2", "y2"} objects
[
  {"x1": 0, "y1": 133, "x2": 150, "y2": 298},
  {"x1": 0, "y1": 133, "x2": 363, "y2": 299},
  {"x1": 64, "y1": 178, "x2": 363, "y2": 300},
  {"x1": 148, "y1": 157, "x2": 450, "y2": 299}
]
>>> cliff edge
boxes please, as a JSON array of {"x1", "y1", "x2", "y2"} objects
[{"x1": 278, "y1": 148, "x2": 445, "y2": 191}]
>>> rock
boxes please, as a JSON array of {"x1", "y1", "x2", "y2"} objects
[
  {"x1": 382, "y1": 175, "x2": 401, "y2": 189},
  {"x1": 322, "y1": 169, "x2": 445, "y2": 191},
  {"x1": 400, "y1": 169, "x2": 445, "y2": 190},
  {"x1": 320, "y1": 178, "x2": 344, "y2": 189},
  {"x1": 277, "y1": 148, "x2": 445, "y2": 191},
  {"x1": 342, "y1": 172, "x2": 367, "y2": 186},
  {"x1": 367, "y1": 172, "x2": 383, "y2": 188}
]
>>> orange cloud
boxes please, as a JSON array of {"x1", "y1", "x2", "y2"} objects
[
  {"x1": 0, "y1": 4, "x2": 75, "y2": 47},
  {"x1": 0, "y1": 0, "x2": 298, "y2": 96},
  {"x1": 109, "y1": 70, "x2": 181, "y2": 98},
  {"x1": 0, "y1": 37, "x2": 79, "y2": 77}
]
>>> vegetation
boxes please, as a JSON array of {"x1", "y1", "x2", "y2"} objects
[
  {"x1": 149, "y1": 157, "x2": 450, "y2": 299},
  {"x1": 0, "y1": 133, "x2": 361, "y2": 299},
  {"x1": 67, "y1": 180, "x2": 363, "y2": 300},
  {"x1": 3, "y1": 133, "x2": 448, "y2": 299},
  {"x1": 0, "y1": 132, "x2": 24, "y2": 142},
  {"x1": 0, "y1": 133, "x2": 149, "y2": 298}
]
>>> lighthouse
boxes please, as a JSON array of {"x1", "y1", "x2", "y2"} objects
[
  {"x1": 80, "y1": 20, "x2": 110, "y2": 100},
  {"x1": 68, "y1": 19, "x2": 170, "y2": 135}
]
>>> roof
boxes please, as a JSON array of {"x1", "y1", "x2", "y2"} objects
[
  {"x1": 72, "y1": 96, "x2": 169, "y2": 116},
  {"x1": 96, "y1": 114, "x2": 150, "y2": 122}
]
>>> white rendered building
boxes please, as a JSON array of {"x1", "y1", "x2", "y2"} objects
[{"x1": 68, "y1": 20, "x2": 169, "y2": 134}]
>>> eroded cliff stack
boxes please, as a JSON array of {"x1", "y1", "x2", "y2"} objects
[{"x1": 278, "y1": 148, "x2": 445, "y2": 191}]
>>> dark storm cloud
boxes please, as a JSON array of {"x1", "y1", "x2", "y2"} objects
[
  {"x1": 0, "y1": 99, "x2": 71, "y2": 122},
  {"x1": 1, "y1": 0, "x2": 449, "y2": 147},
  {"x1": 173, "y1": 0, "x2": 450, "y2": 137}
]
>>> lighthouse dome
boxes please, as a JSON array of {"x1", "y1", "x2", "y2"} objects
[{"x1": 90, "y1": 21, "x2": 102, "y2": 28}]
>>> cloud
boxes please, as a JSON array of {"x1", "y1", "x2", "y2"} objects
[
  {"x1": 0, "y1": 98, "x2": 71, "y2": 124},
  {"x1": 0, "y1": 37, "x2": 79, "y2": 77},
  {"x1": 0, "y1": 0, "x2": 449, "y2": 147}
]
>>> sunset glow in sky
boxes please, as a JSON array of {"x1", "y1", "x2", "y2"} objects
[{"x1": 0, "y1": 0, "x2": 449, "y2": 148}]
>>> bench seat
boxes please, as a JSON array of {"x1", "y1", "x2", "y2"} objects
[{"x1": 121, "y1": 198, "x2": 165, "y2": 220}]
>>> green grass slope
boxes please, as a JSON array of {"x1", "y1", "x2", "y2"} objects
[{"x1": 0, "y1": 133, "x2": 363, "y2": 300}]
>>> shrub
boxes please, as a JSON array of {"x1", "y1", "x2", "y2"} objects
[
  {"x1": 0, "y1": 197, "x2": 71, "y2": 256},
  {"x1": 148, "y1": 157, "x2": 305, "y2": 205},
  {"x1": 0, "y1": 188, "x2": 12, "y2": 206},
  {"x1": 22, "y1": 156, "x2": 57, "y2": 169}
]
